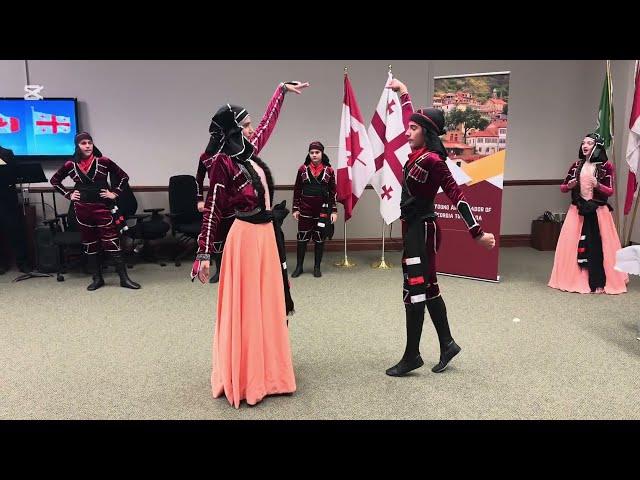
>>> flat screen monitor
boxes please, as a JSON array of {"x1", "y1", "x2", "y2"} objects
[{"x1": 0, "y1": 97, "x2": 79, "y2": 161}]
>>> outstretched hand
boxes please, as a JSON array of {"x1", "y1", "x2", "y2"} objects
[{"x1": 284, "y1": 81, "x2": 310, "y2": 94}]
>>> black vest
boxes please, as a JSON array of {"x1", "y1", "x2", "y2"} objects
[{"x1": 400, "y1": 161, "x2": 435, "y2": 222}]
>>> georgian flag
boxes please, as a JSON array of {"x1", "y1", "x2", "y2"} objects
[
  {"x1": 32, "y1": 109, "x2": 71, "y2": 135},
  {"x1": 368, "y1": 72, "x2": 412, "y2": 225}
]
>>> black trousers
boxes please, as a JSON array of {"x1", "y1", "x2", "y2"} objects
[{"x1": 0, "y1": 188, "x2": 28, "y2": 268}]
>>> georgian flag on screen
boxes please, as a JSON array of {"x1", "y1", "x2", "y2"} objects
[{"x1": 32, "y1": 109, "x2": 71, "y2": 135}]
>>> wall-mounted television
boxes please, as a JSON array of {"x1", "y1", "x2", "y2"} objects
[{"x1": 0, "y1": 98, "x2": 79, "y2": 161}]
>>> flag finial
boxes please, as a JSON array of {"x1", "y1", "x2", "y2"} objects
[{"x1": 344, "y1": 66, "x2": 348, "y2": 75}]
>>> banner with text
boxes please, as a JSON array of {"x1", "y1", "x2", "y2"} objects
[{"x1": 433, "y1": 71, "x2": 510, "y2": 281}]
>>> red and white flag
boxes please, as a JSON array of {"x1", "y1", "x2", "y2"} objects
[
  {"x1": 624, "y1": 61, "x2": 640, "y2": 215},
  {"x1": 0, "y1": 112, "x2": 20, "y2": 134},
  {"x1": 336, "y1": 73, "x2": 374, "y2": 221},
  {"x1": 367, "y1": 72, "x2": 412, "y2": 224},
  {"x1": 32, "y1": 109, "x2": 71, "y2": 135}
]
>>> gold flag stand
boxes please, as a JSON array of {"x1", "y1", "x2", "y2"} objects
[
  {"x1": 334, "y1": 219, "x2": 357, "y2": 268},
  {"x1": 371, "y1": 219, "x2": 392, "y2": 269}
]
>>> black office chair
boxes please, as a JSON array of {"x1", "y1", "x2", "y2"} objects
[
  {"x1": 42, "y1": 200, "x2": 86, "y2": 282},
  {"x1": 116, "y1": 181, "x2": 171, "y2": 267},
  {"x1": 167, "y1": 175, "x2": 202, "y2": 266}
]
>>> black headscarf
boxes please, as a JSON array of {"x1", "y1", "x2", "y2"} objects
[
  {"x1": 578, "y1": 132, "x2": 608, "y2": 163},
  {"x1": 205, "y1": 103, "x2": 254, "y2": 162}
]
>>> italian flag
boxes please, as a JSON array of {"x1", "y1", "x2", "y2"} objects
[{"x1": 595, "y1": 64, "x2": 614, "y2": 149}]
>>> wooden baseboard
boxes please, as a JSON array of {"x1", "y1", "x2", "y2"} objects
[
  {"x1": 284, "y1": 234, "x2": 531, "y2": 252},
  {"x1": 138, "y1": 233, "x2": 534, "y2": 261},
  {"x1": 499, "y1": 234, "x2": 531, "y2": 247},
  {"x1": 28, "y1": 181, "x2": 564, "y2": 194},
  {"x1": 148, "y1": 234, "x2": 533, "y2": 260},
  {"x1": 285, "y1": 238, "x2": 404, "y2": 252}
]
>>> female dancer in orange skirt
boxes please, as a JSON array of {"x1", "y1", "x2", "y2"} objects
[
  {"x1": 549, "y1": 133, "x2": 628, "y2": 294},
  {"x1": 192, "y1": 81, "x2": 309, "y2": 408}
]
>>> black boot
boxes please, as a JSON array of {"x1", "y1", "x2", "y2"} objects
[
  {"x1": 386, "y1": 304, "x2": 425, "y2": 376},
  {"x1": 427, "y1": 296, "x2": 461, "y2": 373},
  {"x1": 291, "y1": 241, "x2": 307, "y2": 278},
  {"x1": 86, "y1": 254, "x2": 105, "y2": 291},
  {"x1": 110, "y1": 251, "x2": 141, "y2": 289},
  {"x1": 209, "y1": 252, "x2": 222, "y2": 284},
  {"x1": 313, "y1": 241, "x2": 324, "y2": 277}
]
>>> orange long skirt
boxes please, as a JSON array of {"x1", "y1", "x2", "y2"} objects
[
  {"x1": 212, "y1": 220, "x2": 296, "y2": 408},
  {"x1": 548, "y1": 205, "x2": 628, "y2": 294}
]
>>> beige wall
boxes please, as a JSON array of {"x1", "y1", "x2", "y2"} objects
[{"x1": 1, "y1": 59, "x2": 637, "y2": 240}]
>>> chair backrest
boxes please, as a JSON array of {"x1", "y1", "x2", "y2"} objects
[{"x1": 169, "y1": 175, "x2": 201, "y2": 224}]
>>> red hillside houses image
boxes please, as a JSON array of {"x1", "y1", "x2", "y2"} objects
[{"x1": 434, "y1": 76, "x2": 509, "y2": 164}]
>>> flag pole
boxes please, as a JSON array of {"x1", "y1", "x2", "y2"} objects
[
  {"x1": 606, "y1": 60, "x2": 621, "y2": 236},
  {"x1": 625, "y1": 193, "x2": 640, "y2": 246},
  {"x1": 31, "y1": 106, "x2": 38, "y2": 152},
  {"x1": 371, "y1": 218, "x2": 392, "y2": 269},
  {"x1": 623, "y1": 198, "x2": 630, "y2": 244},
  {"x1": 334, "y1": 217, "x2": 356, "y2": 267}
]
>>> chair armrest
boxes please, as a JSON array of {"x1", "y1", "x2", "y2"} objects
[{"x1": 128, "y1": 213, "x2": 152, "y2": 221}]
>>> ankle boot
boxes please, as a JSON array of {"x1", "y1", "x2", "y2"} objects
[
  {"x1": 86, "y1": 254, "x2": 105, "y2": 291},
  {"x1": 427, "y1": 296, "x2": 461, "y2": 373},
  {"x1": 313, "y1": 241, "x2": 324, "y2": 277},
  {"x1": 386, "y1": 304, "x2": 425, "y2": 376},
  {"x1": 110, "y1": 251, "x2": 141, "y2": 289},
  {"x1": 291, "y1": 241, "x2": 307, "y2": 278}
]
